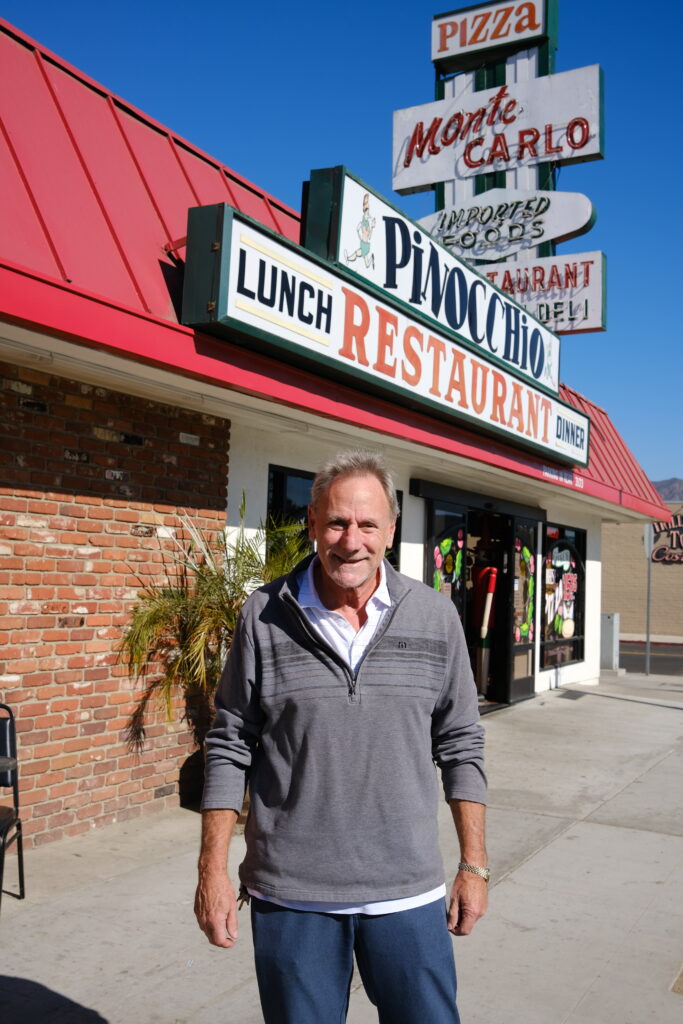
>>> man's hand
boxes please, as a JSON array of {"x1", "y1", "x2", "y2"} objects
[
  {"x1": 195, "y1": 869, "x2": 239, "y2": 948},
  {"x1": 447, "y1": 799, "x2": 488, "y2": 935},
  {"x1": 447, "y1": 868, "x2": 488, "y2": 935},
  {"x1": 195, "y1": 808, "x2": 240, "y2": 948}
]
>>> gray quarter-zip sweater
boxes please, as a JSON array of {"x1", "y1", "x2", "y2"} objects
[{"x1": 201, "y1": 555, "x2": 486, "y2": 903}]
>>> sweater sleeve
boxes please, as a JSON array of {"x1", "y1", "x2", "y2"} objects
[
  {"x1": 200, "y1": 609, "x2": 265, "y2": 812},
  {"x1": 431, "y1": 602, "x2": 487, "y2": 805}
]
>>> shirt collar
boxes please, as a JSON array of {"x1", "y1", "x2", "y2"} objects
[{"x1": 298, "y1": 556, "x2": 392, "y2": 612}]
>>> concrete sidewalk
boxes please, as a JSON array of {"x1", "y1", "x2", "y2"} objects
[{"x1": 1, "y1": 672, "x2": 682, "y2": 1023}]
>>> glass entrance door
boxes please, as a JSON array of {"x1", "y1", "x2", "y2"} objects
[
  {"x1": 425, "y1": 497, "x2": 541, "y2": 706},
  {"x1": 506, "y1": 516, "x2": 539, "y2": 703}
]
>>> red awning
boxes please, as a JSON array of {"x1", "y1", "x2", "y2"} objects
[{"x1": 0, "y1": 19, "x2": 668, "y2": 522}]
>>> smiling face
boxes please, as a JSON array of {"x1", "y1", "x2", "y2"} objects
[{"x1": 308, "y1": 472, "x2": 396, "y2": 608}]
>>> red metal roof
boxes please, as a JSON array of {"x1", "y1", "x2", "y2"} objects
[
  {"x1": 0, "y1": 19, "x2": 668, "y2": 522},
  {"x1": 0, "y1": 19, "x2": 299, "y2": 320},
  {"x1": 559, "y1": 385, "x2": 666, "y2": 517}
]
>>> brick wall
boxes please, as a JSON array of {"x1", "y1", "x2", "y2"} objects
[
  {"x1": 601, "y1": 507, "x2": 683, "y2": 639},
  {"x1": 0, "y1": 362, "x2": 230, "y2": 846}
]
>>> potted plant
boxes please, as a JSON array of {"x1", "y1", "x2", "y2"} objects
[{"x1": 118, "y1": 502, "x2": 309, "y2": 802}]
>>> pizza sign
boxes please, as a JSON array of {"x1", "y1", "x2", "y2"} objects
[{"x1": 432, "y1": 1, "x2": 547, "y2": 68}]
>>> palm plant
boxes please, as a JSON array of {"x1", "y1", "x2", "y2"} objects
[{"x1": 119, "y1": 500, "x2": 310, "y2": 752}]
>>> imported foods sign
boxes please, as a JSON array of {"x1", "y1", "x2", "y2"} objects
[
  {"x1": 417, "y1": 188, "x2": 595, "y2": 262},
  {"x1": 182, "y1": 202, "x2": 589, "y2": 466},
  {"x1": 393, "y1": 65, "x2": 603, "y2": 194}
]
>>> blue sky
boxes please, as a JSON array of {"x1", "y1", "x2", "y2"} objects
[{"x1": 3, "y1": 0, "x2": 680, "y2": 482}]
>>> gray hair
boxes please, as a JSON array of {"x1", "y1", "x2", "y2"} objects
[{"x1": 311, "y1": 450, "x2": 399, "y2": 520}]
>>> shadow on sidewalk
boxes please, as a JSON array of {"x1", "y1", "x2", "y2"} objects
[{"x1": 0, "y1": 976, "x2": 107, "y2": 1023}]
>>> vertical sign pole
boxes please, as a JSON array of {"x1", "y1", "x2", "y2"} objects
[{"x1": 644, "y1": 524, "x2": 653, "y2": 675}]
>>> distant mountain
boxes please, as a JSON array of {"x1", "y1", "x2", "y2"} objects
[{"x1": 653, "y1": 478, "x2": 683, "y2": 502}]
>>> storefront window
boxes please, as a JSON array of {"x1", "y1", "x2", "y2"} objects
[
  {"x1": 430, "y1": 504, "x2": 466, "y2": 619},
  {"x1": 268, "y1": 464, "x2": 314, "y2": 529},
  {"x1": 541, "y1": 524, "x2": 586, "y2": 668},
  {"x1": 267, "y1": 464, "x2": 314, "y2": 564}
]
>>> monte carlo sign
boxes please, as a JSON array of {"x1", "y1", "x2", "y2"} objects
[
  {"x1": 393, "y1": 64, "x2": 603, "y2": 194},
  {"x1": 181, "y1": 169, "x2": 589, "y2": 467}
]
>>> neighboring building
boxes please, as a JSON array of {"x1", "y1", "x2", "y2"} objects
[
  {"x1": 602, "y1": 481, "x2": 681, "y2": 643},
  {"x1": 0, "y1": 20, "x2": 668, "y2": 846}
]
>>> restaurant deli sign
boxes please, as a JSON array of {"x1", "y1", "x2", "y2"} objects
[
  {"x1": 483, "y1": 251, "x2": 606, "y2": 334},
  {"x1": 181, "y1": 171, "x2": 589, "y2": 467}
]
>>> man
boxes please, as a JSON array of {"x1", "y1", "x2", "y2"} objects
[{"x1": 195, "y1": 450, "x2": 487, "y2": 1023}]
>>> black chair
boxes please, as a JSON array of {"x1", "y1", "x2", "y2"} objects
[{"x1": 0, "y1": 703, "x2": 25, "y2": 914}]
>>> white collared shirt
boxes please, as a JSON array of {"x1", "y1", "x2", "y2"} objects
[{"x1": 296, "y1": 555, "x2": 392, "y2": 672}]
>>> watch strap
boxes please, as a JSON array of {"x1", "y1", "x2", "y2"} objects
[{"x1": 458, "y1": 861, "x2": 490, "y2": 882}]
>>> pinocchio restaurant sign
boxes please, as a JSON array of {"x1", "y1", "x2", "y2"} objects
[
  {"x1": 181, "y1": 182, "x2": 589, "y2": 466},
  {"x1": 393, "y1": 64, "x2": 603, "y2": 194},
  {"x1": 303, "y1": 168, "x2": 560, "y2": 394}
]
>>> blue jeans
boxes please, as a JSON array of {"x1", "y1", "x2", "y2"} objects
[{"x1": 251, "y1": 897, "x2": 460, "y2": 1024}]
